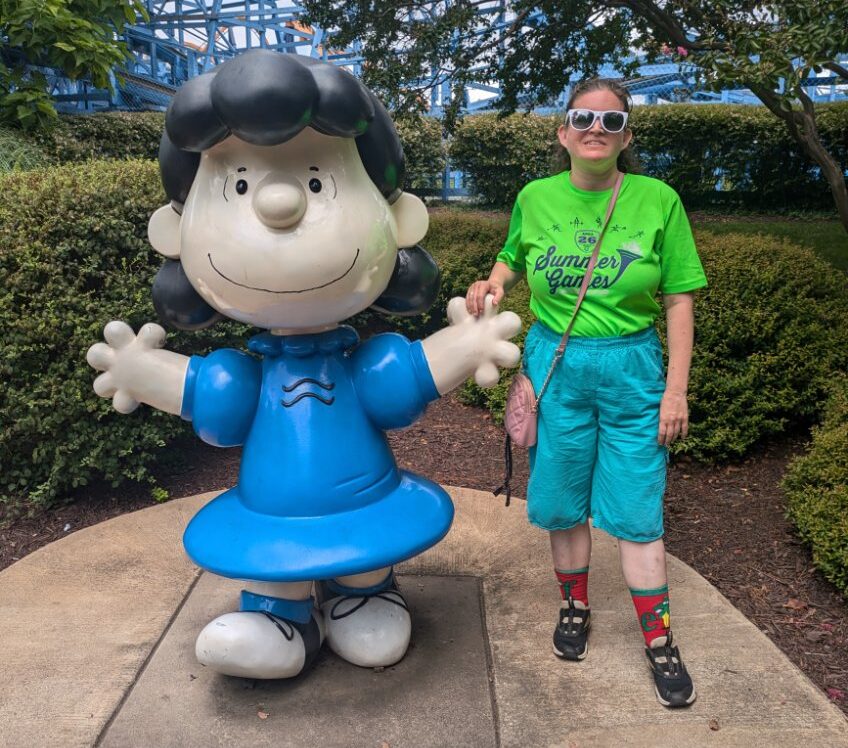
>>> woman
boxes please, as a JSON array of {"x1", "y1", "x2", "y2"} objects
[{"x1": 466, "y1": 78, "x2": 707, "y2": 708}]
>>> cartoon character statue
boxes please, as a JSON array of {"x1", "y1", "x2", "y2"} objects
[{"x1": 86, "y1": 50, "x2": 521, "y2": 680}]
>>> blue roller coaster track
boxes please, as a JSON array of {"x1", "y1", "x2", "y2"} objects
[{"x1": 34, "y1": 0, "x2": 846, "y2": 115}]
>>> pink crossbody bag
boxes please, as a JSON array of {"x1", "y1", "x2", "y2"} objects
[{"x1": 495, "y1": 173, "x2": 624, "y2": 505}]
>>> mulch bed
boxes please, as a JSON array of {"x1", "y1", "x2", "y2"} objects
[{"x1": 2, "y1": 393, "x2": 845, "y2": 714}]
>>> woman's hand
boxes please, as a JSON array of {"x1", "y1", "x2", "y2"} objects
[
  {"x1": 658, "y1": 390, "x2": 688, "y2": 446},
  {"x1": 466, "y1": 279, "x2": 505, "y2": 317}
]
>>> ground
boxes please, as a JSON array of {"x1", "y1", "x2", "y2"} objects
[{"x1": 2, "y1": 392, "x2": 845, "y2": 715}]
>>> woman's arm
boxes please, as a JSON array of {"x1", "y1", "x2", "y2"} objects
[
  {"x1": 659, "y1": 292, "x2": 695, "y2": 446},
  {"x1": 466, "y1": 261, "x2": 524, "y2": 316}
]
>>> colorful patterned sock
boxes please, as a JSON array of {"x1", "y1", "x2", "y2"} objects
[
  {"x1": 630, "y1": 585, "x2": 671, "y2": 646},
  {"x1": 555, "y1": 567, "x2": 589, "y2": 606}
]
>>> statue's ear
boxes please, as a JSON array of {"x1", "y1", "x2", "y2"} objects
[
  {"x1": 371, "y1": 245, "x2": 440, "y2": 317},
  {"x1": 147, "y1": 204, "x2": 182, "y2": 259},
  {"x1": 390, "y1": 192, "x2": 428, "y2": 248}
]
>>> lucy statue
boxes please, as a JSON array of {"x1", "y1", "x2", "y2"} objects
[{"x1": 87, "y1": 49, "x2": 520, "y2": 680}]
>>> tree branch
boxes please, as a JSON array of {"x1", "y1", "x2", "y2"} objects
[{"x1": 823, "y1": 61, "x2": 848, "y2": 81}]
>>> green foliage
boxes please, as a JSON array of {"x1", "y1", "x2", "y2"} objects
[
  {"x1": 699, "y1": 219, "x2": 848, "y2": 274},
  {"x1": 150, "y1": 486, "x2": 170, "y2": 503},
  {"x1": 0, "y1": 160, "x2": 248, "y2": 516},
  {"x1": 682, "y1": 1, "x2": 848, "y2": 106},
  {"x1": 14, "y1": 111, "x2": 447, "y2": 191},
  {"x1": 448, "y1": 114, "x2": 560, "y2": 208},
  {"x1": 32, "y1": 111, "x2": 166, "y2": 162},
  {"x1": 301, "y1": 1, "x2": 848, "y2": 128},
  {"x1": 683, "y1": 230, "x2": 848, "y2": 460},
  {"x1": 449, "y1": 103, "x2": 848, "y2": 210},
  {"x1": 393, "y1": 114, "x2": 446, "y2": 193},
  {"x1": 0, "y1": 126, "x2": 50, "y2": 172},
  {"x1": 782, "y1": 377, "x2": 848, "y2": 596},
  {"x1": 0, "y1": 0, "x2": 147, "y2": 130}
]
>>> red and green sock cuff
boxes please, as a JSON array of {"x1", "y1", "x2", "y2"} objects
[
  {"x1": 555, "y1": 567, "x2": 589, "y2": 606},
  {"x1": 630, "y1": 585, "x2": 670, "y2": 646}
]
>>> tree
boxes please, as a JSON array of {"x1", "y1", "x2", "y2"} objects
[
  {"x1": 302, "y1": 1, "x2": 848, "y2": 233},
  {"x1": 1, "y1": 0, "x2": 146, "y2": 130}
]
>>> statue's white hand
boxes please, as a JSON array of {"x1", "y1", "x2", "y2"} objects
[
  {"x1": 443, "y1": 294, "x2": 521, "y2": 388},
  {"x1": 87, "y1": 321, "x2": 169, "y2": 414}
]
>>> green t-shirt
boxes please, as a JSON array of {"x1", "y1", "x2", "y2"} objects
[{"x1": 496, "y1": 171, "x2": 708, "y2": 337}]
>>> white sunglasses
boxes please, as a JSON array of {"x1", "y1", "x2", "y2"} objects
[{"x1": 566, "y1": 109, "x2": 629, "y2": 133}]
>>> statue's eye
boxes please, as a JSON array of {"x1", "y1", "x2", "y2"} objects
[
  {"x1": 235, "y1": 179, "x2": 248, "y2": 195},
  {"x1": 309, "y1": 178, "x2": 322, "y2": 194}
]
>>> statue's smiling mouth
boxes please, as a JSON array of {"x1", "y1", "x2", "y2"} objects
[{"x1": 207, "y1": 249, "x2": 360, "y2": 294}]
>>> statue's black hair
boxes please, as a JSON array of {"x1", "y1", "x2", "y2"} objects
[{"x1": 153, "y1": 50, "x2": 439, "y2": 330}]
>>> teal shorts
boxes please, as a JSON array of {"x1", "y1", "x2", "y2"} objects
[{"x1": 523, "y1": 322, "x2": 668, "y2": 542}]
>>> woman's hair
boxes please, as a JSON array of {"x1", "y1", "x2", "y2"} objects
[
  {"x1": 552, "y1": 77, "x2": 641, "y2": 175},
  {"x1": 153, "y1": 50, "x2": 439, "y2": 330}
]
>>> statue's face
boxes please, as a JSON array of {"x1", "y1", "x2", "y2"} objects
[{"x1": 177, "y1": 129, "x2": 400, "y2": 330}]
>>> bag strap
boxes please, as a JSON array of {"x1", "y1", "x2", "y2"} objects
[{"x1": 532, "y1": 172, "x2": 624, "y2": 410}]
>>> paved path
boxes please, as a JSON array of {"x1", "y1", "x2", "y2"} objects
[{"x1": 1, "y1": 488, "x2": 846, "y2": 747}]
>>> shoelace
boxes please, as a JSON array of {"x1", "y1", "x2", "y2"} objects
[
  {"x1": 649, "y1": 641, "x2": 683, "y2": 677},
  {"x1": 329, "y1": 590, "x2": 409, "y2": 621},
  {"x1": 557, "y1": 597, "x2": 587, "y2": 636},
  {"x1": 262, "y1": 611, "x2": 295, "y2": 641}
]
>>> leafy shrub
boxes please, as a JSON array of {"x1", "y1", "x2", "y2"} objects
[
  {"x1": 447, "y1": 114, "x2": 559, "y2": 207},
  {"x1": 25, "y1": 111, "x2": 447, "y2": 191},
  {"x1": 782, "y1": 377, "x2": 848, "y2": 596},
  {"x1": 449, "y1": 103, "x2": 848, "y2": 210},
  {"x1": 0, "y1": 126, "x2": 50, "y2": 172},
  {"x1": 32, "y1": 111, "x2": 165, "y2": 163},
  {"x1": 0, "y1": 160, "x2": 248, "y2": 516},
  {"x1": 395, "y1": 114, "x2": 446, "y2": 194},
  {"x1": 687, "y1": 231, "x2": 848, "y2": 459}
]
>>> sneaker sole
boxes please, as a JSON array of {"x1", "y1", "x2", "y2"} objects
[
  {"x1": 553, "y1": 642, "x2": 588, "y2": 661},
  {"x1": 654, "y1": 684, "x2": 697, "y2": 708}
]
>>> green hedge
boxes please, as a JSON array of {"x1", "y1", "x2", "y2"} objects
[
  {"x1": 782, "y1": 377, "x2": 848, "y2": 596},
  {"x1": 0, "y1": 127, "x2": 51, "y2": 172},
  {"x1": 10, "y1": 111, "x2": 447, "y2": 192},
  {"x1": 3, "y1": 161, "x2": 847, "y2": 515},
  {"x1": 0, "y1": 160, "x2": 249, "y2": 517},
  {"x1": 449, "y1": 103, "x2": 848, "y2": 210},
  {"x1": 10, "y1": 103, "x2": 848, "y2": 211},
  {"x1": 32, "y1": 111, "x2": 166, "y2": 163}
]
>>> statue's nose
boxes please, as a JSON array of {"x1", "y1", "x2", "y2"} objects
[{"x1": 252, "y1": 174, "x2": 307, "y2": 229}]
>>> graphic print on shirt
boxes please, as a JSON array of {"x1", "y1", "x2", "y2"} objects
[{"x1": 533, "y1": 217, "x2": 643, "y2": 295}]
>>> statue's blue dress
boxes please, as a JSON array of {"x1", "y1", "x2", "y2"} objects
[{"x1": 180, "y1": 326, "x2": 454, "y2": 582}]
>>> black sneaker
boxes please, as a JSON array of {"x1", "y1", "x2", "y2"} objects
[
  {"x1": 552, "y1": 598, "x2": 591, "y2": 661},
  {"x1": 645, "y1": 632, "x2": 697, "y2": 707}
]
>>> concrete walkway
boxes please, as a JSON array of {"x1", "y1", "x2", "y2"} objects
[{"x1": 1, "y1": 487, "x2": 846, "y2": 747}]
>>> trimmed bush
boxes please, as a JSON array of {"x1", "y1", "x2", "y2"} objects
[
  {"x1": 447, "y1": 114, "x2": 559, "y2": 207},
  {"x1": 394, "y1": 115, "x2": 446, "y2": 194},
  {"x1": 0, "y1": 127, "x2": 51, "y2": 172},
  {"x1": 449, "y1": 103, "x2": 848, "y2": 210},
  {"x1": 0, "y1": 160, "x2": 249, "y2": 516},
  {"x1": 23, "y1": 111, "x2": 447, "y2": 191},
  {"x1": 782, "y1": 377, "x2": 848, "y2": 596},
  {"x1": 32, "y1": 111, "x2": 165, "y2": 163},
  {"x1": 685, "y1": 231, "x2": 848, "y2": 459}
]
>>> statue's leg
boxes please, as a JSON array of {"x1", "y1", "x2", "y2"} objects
[
  {"x1": 319, "y1": 567, "x2": 412, "y2": 667},
  {"x1": 195, "y1": 580, "x2": 324, "y2": 679}
]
